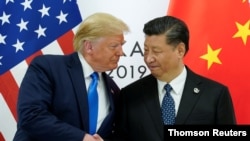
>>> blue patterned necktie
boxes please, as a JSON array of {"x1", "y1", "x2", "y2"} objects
[
  {"x1": 161, "y1": 84, "x2": 175, "y2": 125},
  {"x1": 88, "y1": 72, "x2": 99, "y2": 134}
]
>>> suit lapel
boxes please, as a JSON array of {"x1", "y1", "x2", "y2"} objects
[
  {"x1": 67, "y1": 53, "x2": 89, "y2": 130},
  {"x1": 175, "y1": 67, "x2": 203, "y2": 124},
  {"x1": 142, "y1": 75, "x2": 163, "y2": 137},
  {"x1": 97, "y1": 73, "x2": 115, "y2": 133}
]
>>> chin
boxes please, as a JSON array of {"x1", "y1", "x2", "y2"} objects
[
  {"x1": 150, "y1": 71, "x2": 160, "y2": 77},
  {"x1": 111, "y1": 64, "x2": 118, "y2": 70}
]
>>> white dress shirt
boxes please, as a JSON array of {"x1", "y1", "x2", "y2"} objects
[
  {"x1": 157, "y1": 67, "x2": 187, "y2": 115},
  {"x1": 78, "y1": 52, "x2": 110, "y2": 132}
]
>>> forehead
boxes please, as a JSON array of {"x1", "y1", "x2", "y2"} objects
[
  {"x1": 95, "y1": 35, "x2": 125, "y2": 43},
  {"x1": 144, "y1": 34, "x2": 166, "y2": 47}
]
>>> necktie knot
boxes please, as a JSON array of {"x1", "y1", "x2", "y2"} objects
[
  {"x1": 164, "y1": 84, "x2": 172, "y2": 96},
  {"x1": 91, "y1": 72, "x2": 99, "y2": 81}
]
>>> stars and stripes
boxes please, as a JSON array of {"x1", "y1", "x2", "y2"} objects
[
  {"x1": 0, "y1": 0, "x2": 82, "y2": 75},
  {"x1": 0, "y1": 0, "x2": 82, "y2": 140}
]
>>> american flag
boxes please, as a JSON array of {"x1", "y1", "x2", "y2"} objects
[{"x1": 0, "y1": 0, "x2": 82, "y2": 140}]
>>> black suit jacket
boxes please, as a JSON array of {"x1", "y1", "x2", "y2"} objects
[
  {"x1": 115, "y1": 66, "x2": 236, "y2": 141},
  {"x1": 13, "y1": 52, "x2": 120, "y2": 141}
]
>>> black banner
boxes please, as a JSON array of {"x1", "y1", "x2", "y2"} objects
[{"x1": 164, "y1": 125, "x2": 250, "y2": 138}]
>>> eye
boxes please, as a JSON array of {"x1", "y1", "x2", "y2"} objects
[
  {"x1": 109, "y1": 44, "x2": 120, "y2": 48},
  {"x1": 109, "y1": 42, "x2": 125, "y2": 49},
  {"x1": 154, "y1": 50, "x2": 162, "y2": 54}
]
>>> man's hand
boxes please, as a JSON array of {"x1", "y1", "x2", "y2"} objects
[
  {"x1": 83, "y1": 133, "x2": 104, "y2": 141},
  {"x1": 93, "y1": 134, "x2": 104, "y2": 141}
]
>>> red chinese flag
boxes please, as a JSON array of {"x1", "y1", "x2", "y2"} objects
[{"x1": 167, "y1": 0, "x2": 250, "y2": 124}]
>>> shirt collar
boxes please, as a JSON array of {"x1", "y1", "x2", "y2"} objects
[
  {"x1": 157, "y1": 66, "x2": 187, "y2": 95},
  {"x1": 77, "y1": 52, "x2": 95, "y2": 78}
]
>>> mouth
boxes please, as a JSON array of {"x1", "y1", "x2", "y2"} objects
[
  {"x1": 112, "y1": 60, "x2": 119, "y2": 64},
  {"x1": 147, "y1": 65, "x2": 158, "y2": 71}
]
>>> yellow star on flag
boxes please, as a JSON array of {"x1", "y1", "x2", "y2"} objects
[
  {"x1": 232, "y1": 20, "x2": 250, "y2": 45},
  {"x1": 200, "y1": 44, "x2": 222, "y2": 69}
]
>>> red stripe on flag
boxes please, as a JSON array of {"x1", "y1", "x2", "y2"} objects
[
  {"x1": 0, "y1": 30, "x2": 75, "y2": 124},
  {"x1": 26, "y1": 50, "x2": 43, "y2": 65},
  {"x1": 57, "y1": 30, "x2": 75, "y2": 54},
  {"x1": 0, "y1": 51, "x2": 43, "y2": 122},
  {"x1": 0, "y1": 132, "x2": 5, "y2": 141},
  {"x1": 0, "y1": 71, "x2": 19, "y2": 121}
]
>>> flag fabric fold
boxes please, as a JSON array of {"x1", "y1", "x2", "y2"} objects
[
  {"x1": 0, "y1": 0, "x2": 82, "y2": 75},
  {"x1": 168, "y1": 0, "x2": 250, "y2": 124},
  {"x1": 0, "y1": 1, "x2": 82, "y2": 140}
]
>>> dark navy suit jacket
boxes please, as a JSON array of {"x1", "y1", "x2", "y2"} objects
[
  {"x1": 13, "y1": 52, "x2": 120, "y2": 141},
  {"x1": 114, "y1": 66, "x2": 236, "y2": 141}
]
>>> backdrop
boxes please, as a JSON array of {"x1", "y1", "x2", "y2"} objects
[{"x1": 0, "y1": 0, "x2": 249, "y2": 140}]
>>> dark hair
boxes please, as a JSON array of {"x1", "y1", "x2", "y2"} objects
[{"x1": 143, "y1": 15, "x2": 189, "y2": 54}]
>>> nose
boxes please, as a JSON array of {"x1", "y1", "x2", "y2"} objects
[
  {"x1": 144, "y1": 54, "x2": 154, "y2": 63},
  {"x1": 116, "y1": 45, "x2": 124, "y2": 56}
]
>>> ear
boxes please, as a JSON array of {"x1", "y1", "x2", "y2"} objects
[
  {"x1": 83, "y1": 40, "x2": 93, "y2": 53},
  {"x1": 177, "y1": 42, "x2": 186, "y2": 57}
]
